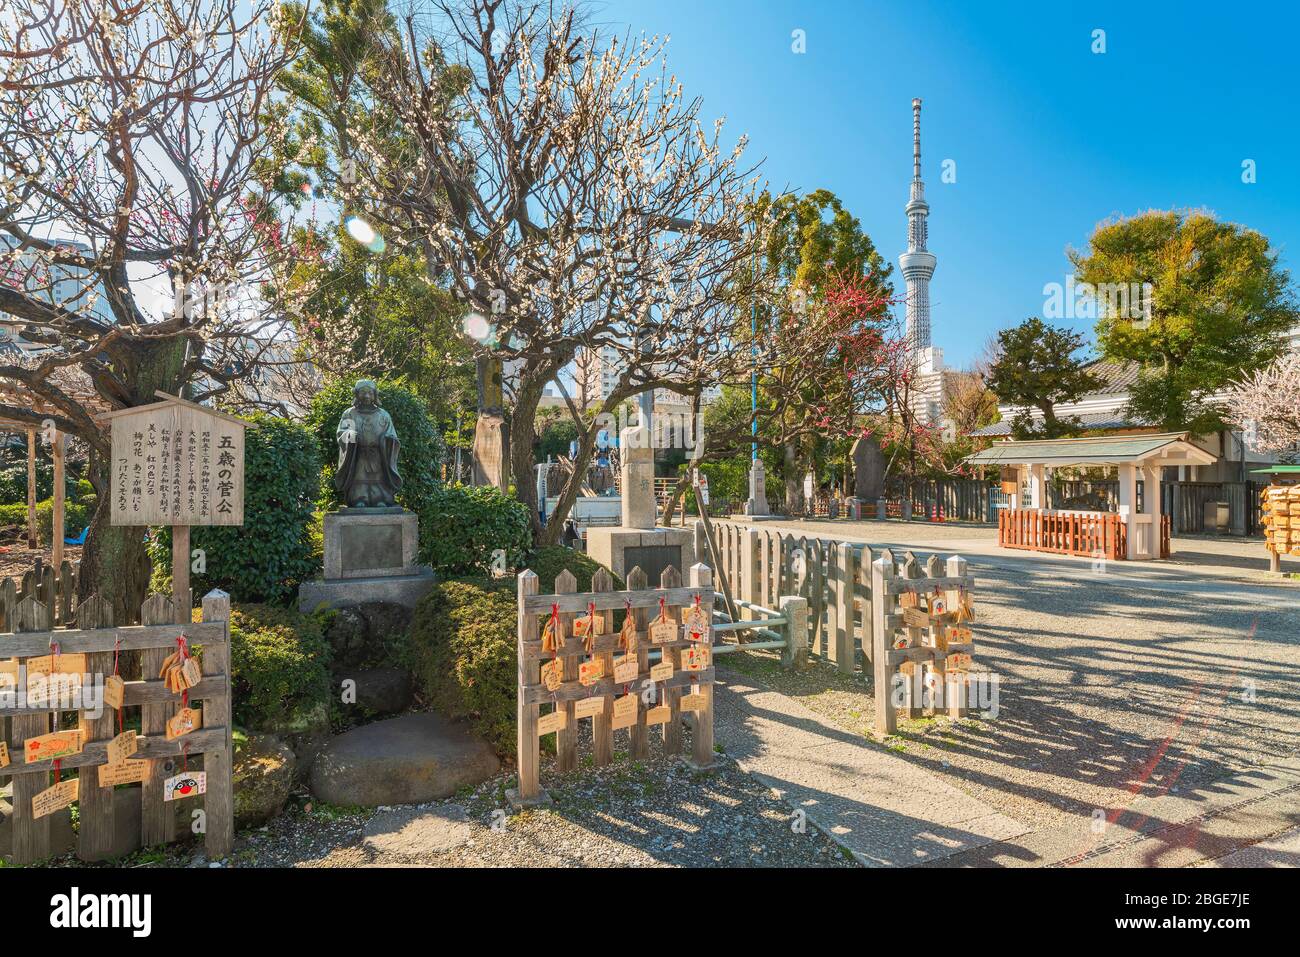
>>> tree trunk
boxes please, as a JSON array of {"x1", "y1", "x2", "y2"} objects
[
  {"x1": 510, "y1": 376, "x2": 547, "y2": 541},
  {"x1": 79, "y1": 448, "x2": 154, "y2": 624},
  {"x1": 77, "y1": 336, "x2": 188, "y2": 622},
  {"x1": 783, "y1": 441, "x2": 799, "y2": 514}
]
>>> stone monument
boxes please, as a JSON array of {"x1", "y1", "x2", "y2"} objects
[
  {"x1": 585, "y1": 392, "x2": 693, "y2": 582},
  {"x1": 851, "y1": 434, "x2": 886, "y2": 500},
  {"x1": 299, "y1": 380, "x2": 435, "y2": 611}
]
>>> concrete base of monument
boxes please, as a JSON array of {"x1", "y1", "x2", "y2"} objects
[
  {"x1": 585, "y1": 526, "x2": 695, "y2": 582},
  {"x1": 298, "y1": 567, "x2": 436, "y2": 613},
  {"x1": 323, "y1": 509, "x2": 419, "y2": 579}
]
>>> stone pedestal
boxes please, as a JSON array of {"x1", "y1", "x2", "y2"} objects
[
  {"x1": 299, "y1": 508, "x2": 434, "y2": 612},
  {"x1": 585, "y1": 526, "x2": 695, "y2": 583}
]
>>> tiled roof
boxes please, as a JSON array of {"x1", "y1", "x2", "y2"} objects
[
  {"x1": 970, "y1": 409, "x2": 1149, "y2": 438},
  {"x1": 1083, "y1": 358, "x2": 1142, "y2": 395},
  {"x1": 965, "y1": 432, "x2": 1216, "y2": 466}
]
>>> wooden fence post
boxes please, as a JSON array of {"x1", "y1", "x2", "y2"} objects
[
  {"x1": 9, "y1": 596, "x2": 52, "y2": 864},
  {"x1": 834, "y1": 542, "x2": 854, "y2": 674},
  {"x1": 944, "y1": 556, "x2": 969, "y2": 720},
  {"x1": 870, "y1": 549, "x2": 897, "y2": 736},
  {"x1": 856, "y1": 545, "x2": 873, "y2": 666},
  {"x1": 741, "y1": 527, "x2": 760, "y2": 620},
  {"x1": 687, "y1": 563, "x2": 716, "y2": 769},
  {"x1": 627, "y1": 566, "x2": 650, "y2": 761},
  {"x1": 140, "y1": 592, "x2": 177, "y2": 847},
  {"x1": 660, "y1": 565, "x2": 684, "y2": 755},
  {"x1": 590, "y1": 568, "x2": 615, "y2": 767},
  {"x1": 509, "y1": 570, "x2": 545, "y2": 808},
  {"x1": 780, "y1": 594, "x2": 808, "y2": 670},
  {"x1": 51, "y1": 430, "x2": 65, "y2": 570},
  {"x1": 76, "y1": 595, "x2": 116, "y2": 862},
  {"x1": 554, "y1": 569, "x2": 579, "y2": 772},
  {"x1": 201, "y1": 589, "x2": 233, "y2": 859}
]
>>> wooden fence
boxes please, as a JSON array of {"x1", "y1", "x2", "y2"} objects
[
  {"x1": 6, "y1": 559, "x2": 81, "y2": 627},
  {"x1": 1163, "y1": 481, "x2": 1263, "y2": 536},
  {"x1": 511, "y1": 562, "x2": 717, "y2": 808},
  {"x1": 1, "y1": 587, "x2": 233, "y2": 864},
  {"x1": 998, "y1": 508, "x2": 1171, "y2": 559},
  {"x1": 884, "y1": 479, "x2": 1000, "y2": 523},
  {"x1": 694, "y1": 521, "x2": 875, "y2": 675},
  {"x1": 870, "y1": 551, "x2": 976, "y2": 734}
]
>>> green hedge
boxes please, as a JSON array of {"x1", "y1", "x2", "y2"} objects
[
  {"x1": 228, "y1": 603, "x2": 333, "y2": 731},
  {"x1": 152, "y1": 414, "x2": 320, "y2": 604},
  {"x1": 306, "y1": 379, "x2": 444, "y2": 516},
  {"x1": 409, "y1": 546, "x2": 619, "y2": 756},
  {"x1": 418, "y1": 483, "x2": 532, "y2": 576},
  {"x1": 0, "y1": 497, "x2": 93, "y2": 544}
]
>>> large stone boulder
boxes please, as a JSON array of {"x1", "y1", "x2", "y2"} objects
[
  {"x1": 310, "y1": 713, "x2": 499, "y2": 808},
  {"x1": 234, "y1": 733, "x2": 296, "y2": 829},
  {"x1": 324, "y1": 606, "x2": 370, "y2": 669},
  {"x1": 324, "y1": 601, "x2": 413, "y2": 670},
  {"x1": 351, "y1": 666, "x2": 414, "y2": 715}
]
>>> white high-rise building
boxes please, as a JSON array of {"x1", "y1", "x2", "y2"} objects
[
  {"x1": 897, "y1": 98, "x2": 949, "y2": 425},
  {"x1": 574, "y1": 344, "x2": 720, "y2": 411}
]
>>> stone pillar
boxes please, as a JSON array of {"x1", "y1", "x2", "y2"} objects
[
  {"x1": 620, "y1": 423, "x2": 656, "y2": 530},
  {"x1": 1145, "y1": 464, "x2": 1164, "y2": 556},
  {"x1": 1118, "y1": 463, "x2": 1139, "y2": 560},
  {"x1": 1028, "y1": 463, "x2": 1046, "y2": 510},
  {"x1": 472, "y1": 355, "x2": 509, "y2": 492},
  {"x1": 747, "y1": 460, "x2": 770, "y2": 516}
]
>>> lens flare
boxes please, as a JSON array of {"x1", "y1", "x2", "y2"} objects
[
  {"x1": 464, "y1": 312, "x2": 493, "y2": 343},
  {"x1": 344, "y1": 215, "x2": 385, "y2": 253}
]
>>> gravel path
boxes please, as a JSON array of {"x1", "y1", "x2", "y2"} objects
[{"x1": 37, "y1": 721, "x2": 856, "y2": 869}]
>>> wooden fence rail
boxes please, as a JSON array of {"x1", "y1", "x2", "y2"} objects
[
  {"x1": 1, "y1": 587, "x2": 233, "y2": 864},
  {"x1": 511, "y1": 562, "x2": 717, "y2": 809},
  {"x1": 998, "y1": 508, "x2": 1171, "y2": 559},
  {"x1": 695, "y1": 521, "x2": 873, "y2": 674}
]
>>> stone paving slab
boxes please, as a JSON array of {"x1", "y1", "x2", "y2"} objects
[
  {"x1": 713, "y1": 674, "x2": 1027, "y2": 867},
  {"x1": 931, "y1": 755, "x2": 1300, "y2": 868},
  {"x1": 1203, "y1": 824, "x2": 1300, "y2": 867}
]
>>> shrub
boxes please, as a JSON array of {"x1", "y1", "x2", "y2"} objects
[
  {"x1": 228, "y1": 603, "x2": 333, "y2": 731},
  {"x1": 526, "y1": 544, "x2": 623, "y2": 591},
  {"x1": 306, "y1": 378, "x2": 444, "y2": 515},
  {"x1": 409, "y1": 547, "x2": 619, "y2": 756},
  {"x1": 418, "y1": 483, "x2": 532, "y2": 575},
  {"x1": 152, "y1": 414, "x2": 320, "y2": 604},
  {"x1": 0, "y1": 497, "x2": 92, "y2": 544}
]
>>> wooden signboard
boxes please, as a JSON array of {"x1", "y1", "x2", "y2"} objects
[
  {"x1": 105, "y1": 393, "x2": 251, "y2": 625},
  {"x1": 106, "y1": 393, "x2": 249, "y2": 527},
  {"x1": 611, "y1": 693, "x2": 638, "y2": 730}
]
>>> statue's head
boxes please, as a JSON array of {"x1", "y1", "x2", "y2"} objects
[{"x1": 353, "y1": 379, "x2": 379, "y2": 409}]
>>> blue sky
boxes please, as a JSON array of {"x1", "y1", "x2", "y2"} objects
[{"x1": 596, "y1": 0, "x2": 1300, "y2": 368}]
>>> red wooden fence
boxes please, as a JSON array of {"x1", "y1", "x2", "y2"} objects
[{"x1": 998, "y1": 509, "x2": 1170, "y2": 560}]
